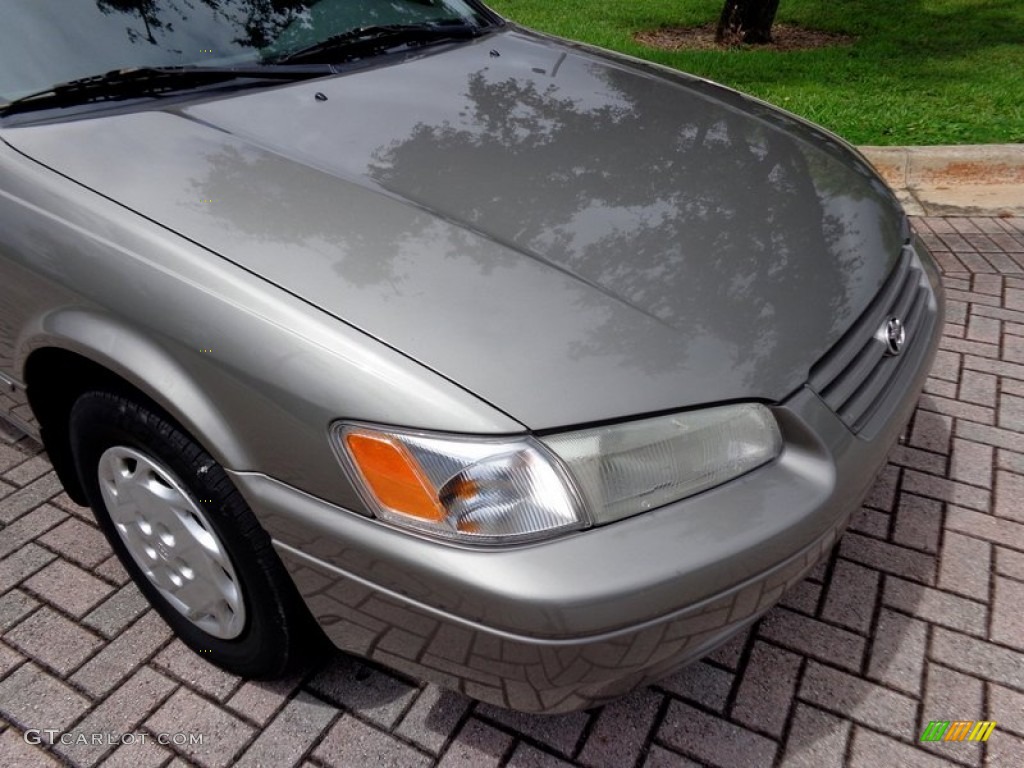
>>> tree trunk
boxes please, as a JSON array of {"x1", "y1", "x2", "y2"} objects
[{"x1": 715, "y1": 0, "x2": 782, "y2": 44}]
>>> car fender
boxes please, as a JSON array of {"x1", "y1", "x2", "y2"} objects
[
  {"x1": 2, "y1": 134, "x2": 525, "y2": 508},
  {"x1": 17, "y1": 306, "x2": 255, "y2": 471}
]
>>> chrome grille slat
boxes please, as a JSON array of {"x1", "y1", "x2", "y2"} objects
[
  {"x1": 821, "y1": 339, "x2": 886, "y2": 412},
  {"x1": 842, "y1": 356, "x2": 899, "y2": 429},
  {"x1": 808, "y1": 253, "x2": 912, "y2": 392},
  {"x1": 890, "y1": 269, "x2": 920, "y2": 329},
  {"x1": 842, "y1": 286, "x2": 928, "y2": 428},
  {"x1": 808, "y1": 246, "x2": 932, "y2": 434}
]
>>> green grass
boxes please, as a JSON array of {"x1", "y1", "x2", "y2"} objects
[{"x1": 486, "y1": 0, "x2": 1024, "y2": 146}]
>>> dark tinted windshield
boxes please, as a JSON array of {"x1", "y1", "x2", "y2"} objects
[{"x1": 0, "y1": 0, "x2": 490, "y2": 102}]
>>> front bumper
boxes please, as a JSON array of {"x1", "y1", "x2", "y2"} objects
[{"x1": 231, "y1": 242, "x2": 944, "y2": 714}]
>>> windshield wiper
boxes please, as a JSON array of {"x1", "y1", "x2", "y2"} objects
[
  {"x1": 275, "y1": 20, "x2": 487, "y2": 65},
  {"x1": 0, "y1": 64, "x2": 332, "y2": 117}
]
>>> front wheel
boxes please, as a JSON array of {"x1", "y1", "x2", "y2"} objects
[{"x1": 69, "y1": 390, "x2": 322, "y2": 678}]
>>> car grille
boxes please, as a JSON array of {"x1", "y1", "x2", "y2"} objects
[{"x1": 808, "y1": 245, "x2": 935, "y2": 436}]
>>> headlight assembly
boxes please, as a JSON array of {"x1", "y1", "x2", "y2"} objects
[
  {"x1": 542, "y1": 403, "x2": 782, "y2": 525},
  {"x1": 332, "y1": 403, "x2": 781, "y2": 543}
]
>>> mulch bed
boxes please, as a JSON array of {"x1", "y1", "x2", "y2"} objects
[{"x1": 634, "y1": 23, "x2": 855, "y2": 52}]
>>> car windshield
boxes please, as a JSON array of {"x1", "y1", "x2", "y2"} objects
[{"x1": 0, "y1": 0, "x2": 492, "y2": 103}]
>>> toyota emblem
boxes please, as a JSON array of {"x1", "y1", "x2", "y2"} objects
[{"x1": 883, "y1": 316, "x2": 906, "y2": 356}]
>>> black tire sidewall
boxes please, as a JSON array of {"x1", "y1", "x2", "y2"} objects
[{"x1": 69, "y1": 390, "x2": 307, "y2": 677}]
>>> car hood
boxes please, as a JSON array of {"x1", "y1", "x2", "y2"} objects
[{"x1": 3, "y1": 29, "x2": 906, "y2": 430}]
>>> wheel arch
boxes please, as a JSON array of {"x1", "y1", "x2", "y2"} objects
[{"x1": 21, "y1": 309, "x2": 253, "y2": 504}]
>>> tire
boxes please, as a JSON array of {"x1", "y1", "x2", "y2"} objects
[{"x1": 69, "y1": 390, "x2": 324, "y2": 678}]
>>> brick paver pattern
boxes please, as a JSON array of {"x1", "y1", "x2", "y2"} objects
[{"x1": 1, "y1": 216, "x2": 1023, "y2": 768}]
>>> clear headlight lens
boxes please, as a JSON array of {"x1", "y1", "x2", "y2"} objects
[
  {"x1": 333, "y1": 403, "x2": 781, "y2": 542},
  {"x1": 542, "y1": 403, "x2": 782, "y2": 524},
  {"x1": 333, "y1": 424, "x2": 587, "y2": 542}
]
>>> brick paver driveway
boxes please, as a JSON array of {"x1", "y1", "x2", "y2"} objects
[{"x1": 1, "y1": 216, "x2": 1023, "y2": 768}]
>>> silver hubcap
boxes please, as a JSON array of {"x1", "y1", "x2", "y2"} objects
[{"x1": 97, "y1": 446, "x2": 246, "y2": 639}]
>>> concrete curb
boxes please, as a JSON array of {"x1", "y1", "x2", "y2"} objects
[{"x1": 859, "y1": 144, "x2": 1024, "y2": 217}]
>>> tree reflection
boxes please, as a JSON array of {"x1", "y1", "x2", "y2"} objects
[
  {"x1": 97, "y1": 1, "x2": 166, "y2": 44},
  {"x1": 94, "y1": 1, "x2": 474, "y2": 50},
  {"x1": 366, "y1": 63, "x2": 873, "y2": 382},
  {"x1": 96, "y1": 0, "x2": 310, "y2": 48},
  {"x1": 187, "y1": 143, "x2": 437, "y2": 293},
  {"x1": 181, "y1": 40, "x2": 901, "y2": 407}
]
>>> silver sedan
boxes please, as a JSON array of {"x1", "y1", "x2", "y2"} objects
[{"x1": 0, "y1": 0, "x2": 943, "y2": 713}]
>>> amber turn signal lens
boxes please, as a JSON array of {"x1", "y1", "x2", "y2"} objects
[
  {"x1": 344, "y1": 432, "x2": 445, "y2": 522},
  {"x1": 334, "y1": 423, "x2": 586, "y2": 542}
]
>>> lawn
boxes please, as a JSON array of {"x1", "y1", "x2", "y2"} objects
[{"x1": 485, "y1": 0, "x2": 1024, "y2": 146}]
